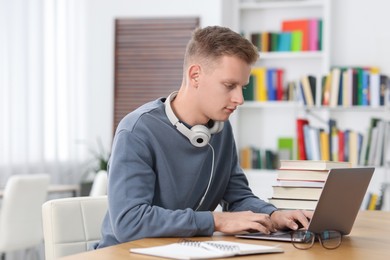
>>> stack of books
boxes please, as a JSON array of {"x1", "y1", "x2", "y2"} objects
[{"x1": 268, "y1": 160, "x2": 351, "y2": 210}]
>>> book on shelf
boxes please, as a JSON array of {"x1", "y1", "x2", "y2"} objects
[
  {"x1": 286, "y1": 81, "x2": 297, "y2": 101},
  {"x1": 240, "y1": 147, "x2": 252, "y2": 169},
  {"x1": 268, "y1": 198, "x2": 317, "y2": 211},
  {"x1": 270, "y1": 32, "x2": 279, "y2": 52},
  {"x1": 366, "y1": 193, "x2": 380, "y2": 211},
  {"x1": 330, "y1": 122, "x2": 339, "y2": 162},
  {"x1": 349, "y1": 131, "x2": 362, "y2": 166},
  {"x1": 306, "y1": 125, "x2": 321, "y2": 161},
  {"x1": 272, "y1": 186, "x2": 323, "y2": 200},
  {"x1": 266, "y1": 68, "x2": 276, "y2": 101},
  {"x1": 277, "y1": 137, "x2": 294, "y2": 160},
  {"x1": 277, "y1": 32, "x2": 291, "y2": 51},
  {"x1": 321, "y1": 73, "x2": 331, "y2": 106},
  {"x1": 379, "y1": 75, "x2": 389, "y2": 106},
  {"x1": 342, "y1": 68, "x2": 353, "y2": 107},
  {"x1": 309, "y1": 75, "x2": 318, "y2": 106},
  {"x1": 362, "y1": 117, "x2": 388, "y2": 166},
  {"x1": 329, "y1": 67, "x2": 341, "y2": 107},
  {"x1": 296, "y1": 118, "x2": 309, "y2": 160},
  {"x1": 261, "y1": 32, "x2": 269, "y2": 52},
  {"x1": 130, "y1": 240, "x2": 284, "y2": 259},
  {"x1": 281, "y1": 19, "x2": 309, "y2": 51},
  {"x1": 251, "y1": 67, "x2": 267, "y2": 101},
  {"x1": 318, "y1": 19, "x2": 323, "y2": 50},
  {"x1": 338, "y1": 129, "x2": 345, "y2": 162},
  {"x1": 309, "y1": 18, "x2": 319, "y2": 51},
  {"x1": 369, "y1": 68, "x2": 380, "y2": 107},
  {"x1": 361, "y1": 69, "x2": 370, "y2": 106},
  {"x1": 243, "y1": 75, "x2": 255, "y2": 101},
  {"x1": 300, "y1": 75, "x2": 315, "y2": 107},
  {"x1": 290, "y1": 31, "x2": 302, "y2": 52},
  {"x1": 365, "y1": 119, "x2": 388, "y2": 166},
  {"x1": 384, "y1": 121, "x2": 390, "y2": 165},
  {"x1": 276, "y1": 69, "x2": 284, "y2": 101},
  {"x1": 279, "y1": 160, "x2": 351, "y2": 171},
  {"x1": 319, "y1": 129, "x2": 330, "y2": 161},
  {"x1": 303, "y1": 125, "x2": 312, "y2": 160}
]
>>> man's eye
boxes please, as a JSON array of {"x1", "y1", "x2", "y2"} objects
[{"x1": 225, "y1": 84, "x2": 235, "y2": 89}]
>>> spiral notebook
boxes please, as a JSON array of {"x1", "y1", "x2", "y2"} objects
[{"x1": 129, "y1": 240, "x2": 283, "y2": 259}]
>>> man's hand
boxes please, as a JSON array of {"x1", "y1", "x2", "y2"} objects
[
  {"x1": 270, "y1": 210, "x2": 313, "y2": 231},
  {"x1": 212, "y1": 211, "x2": 277, "y2": 234}
]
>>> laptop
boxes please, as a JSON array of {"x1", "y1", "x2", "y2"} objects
[{"x1": 236, "y1": 167, "x2": 375, "y2": 242}]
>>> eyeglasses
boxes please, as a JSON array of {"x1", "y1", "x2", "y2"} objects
[{"x1": 291, "y1": 230, "x2": 342, "y2": 250}]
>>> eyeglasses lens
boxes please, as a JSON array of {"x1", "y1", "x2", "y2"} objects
[
  {"x1": 291, "y1": 230, "x2": 315, "y2": 249},
  {"x1": 320, "y1": 230, "x2": 342, "y2": 249}
]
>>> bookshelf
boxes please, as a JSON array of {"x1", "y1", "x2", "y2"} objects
[
  {"x1": 229, "y1": 0, "x2": 390, "y2": 210},
  {"x1": 230, "y1": 0, "x2": 331, "y2": 162}
]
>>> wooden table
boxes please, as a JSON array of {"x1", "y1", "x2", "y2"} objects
[{"x1": 60, "y1": 210, "x2": 390, "y2": 260}]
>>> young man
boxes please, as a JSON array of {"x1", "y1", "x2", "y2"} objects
[{"x1": 95, "y1": 26, "x2": 311, "y2": 249}]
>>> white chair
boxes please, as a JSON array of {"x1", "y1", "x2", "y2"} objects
[
  {"x1": 89, "y1": 170, "x2": 108, "y2": 197},
  {"x1": 42, "y1": 196, "x2": 107, "y2": 260},
  {"x1": 0, "y1": 174, "x2": 50, "y2": 260}
]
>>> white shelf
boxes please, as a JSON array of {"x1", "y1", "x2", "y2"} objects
[
  {"x1": 240, "y1": 0, "x2": 324, "y2": 10},
  {"x1": 305, "y1": 105, "x2": 390, "y2": 113},
  {"x1": 260, "y1": 51, "x2": 325, "y2": 60},
  {"x1": 240, "y1": 100, "x2": 299, "y2": 109}
]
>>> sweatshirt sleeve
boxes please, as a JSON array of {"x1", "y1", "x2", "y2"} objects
[{"x1": 107, "y1": 129, "x2": 214, "y2": 243}]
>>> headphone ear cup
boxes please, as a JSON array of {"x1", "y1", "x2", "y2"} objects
[
  {"x1": 209, "y1": 121, "x2": 224, "y2": 134},
  {"x1": 190, "y1": 125, "x2": 211, "y2": 147}
]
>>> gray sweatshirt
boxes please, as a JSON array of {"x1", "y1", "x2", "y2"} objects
[{"x1": 95, "y1": 97, "x2": 277, "y2": 248}]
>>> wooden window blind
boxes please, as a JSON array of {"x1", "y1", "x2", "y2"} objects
[{"x1": 113, "y1": 17, "x2": 200, "y2": 133}]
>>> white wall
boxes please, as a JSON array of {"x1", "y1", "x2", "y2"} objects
[
  {"x1": 84, "y1": 0, "x2": 390, "y2": 151},
  {"x1": 83, "y1": 0, "x2": 224, "y2": 150},
  {"x1": 331, "y1": 0, "x2": 390, "y2": 74}
]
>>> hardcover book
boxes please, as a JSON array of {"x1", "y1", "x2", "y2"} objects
[
  {"x1": 277, "y1": 169, "x2": 329, "y2": 182},
  {"x1": 272, "y1": 186, "x2": 323, "y2": 200},
  {"x1": 279, "y1": 160, "x2": 351, "y2": 171},
  {"x1": 282, "y1": 19, "x2": 310, "y2": 51},
  {"x1": 268, "y1": 198, "x2": 317, "y2": 210}
]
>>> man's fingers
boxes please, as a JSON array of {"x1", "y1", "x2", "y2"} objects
[
  {"x1": 213, "y1": 211, "x2": 277, "y2": 234},
  {"x1": 245, "y1": 221, "x2": 273, "y2": 234},
  {"x1": 248, "y1": 213, "x2": 277, "y2": 233}
]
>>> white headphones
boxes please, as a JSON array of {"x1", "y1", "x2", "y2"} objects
[{"x1": 164, "y1": 91, "x2": 224, "y2": 147}]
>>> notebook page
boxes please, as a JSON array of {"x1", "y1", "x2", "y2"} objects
[
  {"x1": 130, "y1": 243, "x2": 234, "y2": 259},
  {"x1": 130, "y1": 240, "x2": 283, "y2": 259}
]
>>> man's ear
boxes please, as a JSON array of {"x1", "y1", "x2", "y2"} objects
[{"x1": 188, "y1": 64, "x2": 201, "y2": 85}]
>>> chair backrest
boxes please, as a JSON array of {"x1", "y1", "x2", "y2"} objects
[
  {"x1": 89, "y1": 170, "x2": 108, "y2": 196},
  {"x1": 0, "y1": 174, "x2": 50, "y2": 252},
  {"x1": 42, "y1": 196, "x2": 108, "y2": 260}
]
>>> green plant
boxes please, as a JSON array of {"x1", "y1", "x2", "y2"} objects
[{"x1": 78, "y1": 137, "x2": 110, "y2": 181}]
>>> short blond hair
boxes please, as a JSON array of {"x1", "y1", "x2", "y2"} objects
[{"x1": 183, "y1": 26, "x2": 259, "y2": 73}]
